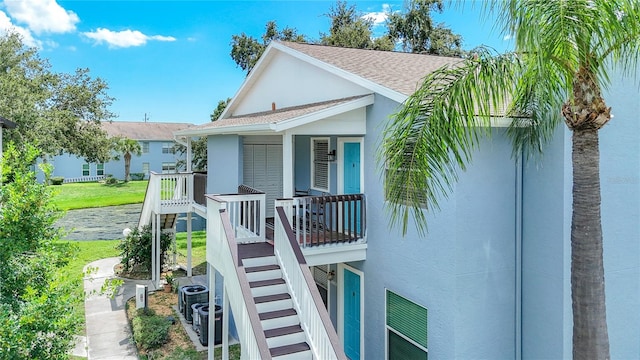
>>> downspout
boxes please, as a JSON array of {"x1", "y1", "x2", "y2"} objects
[{"x1": 515, "y1": 153, "x2": 523, "y2": 360}]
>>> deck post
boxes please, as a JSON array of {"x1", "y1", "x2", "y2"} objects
[
  {"x1": 187, "y1": 212, "x2": 192, "y2": 277},
  {"x1": 223, "y1": 285, "x2": 230, "y2": 360},
  {"x1": 155, "y1": 213, "x2": 161, "y2": 289},
  {"x1": 208, "y1": 263, "x2": 216, "y2": 360},
  {"x1": 151, "y1": 212, "x2": 157, "y2": 284}
]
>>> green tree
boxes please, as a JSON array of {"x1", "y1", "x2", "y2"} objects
[
  {"x1": 381, "y1": 1, "x2": 640, "y2": 357},
  {"x1": 320, "y1": 1, "x2": 394, "y2": 51},
  {"x1": 230, "y1": 21, "x2": 306, "y2": 75},
  {"x1": 0, "y1": 33, "x2": 115, "y2": 163},
  {"x1": 210, "y1": 97, "x2": 231, "y2": 122},
  {"x1": 387, "y1": 0, "x2": 464, "y2": 56},
  {"x1": 113, "y1": 137, "x2": 142, "y2": 181},
  {"x1": 0, "y1": 143, "x2": 80, "y2": 359}
]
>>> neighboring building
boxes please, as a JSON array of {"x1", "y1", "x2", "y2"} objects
[
  {"x1": 140, "y1": 41, "x2": 639, "y2": 359},
  {"x1": 47, "y1": 121, "x2": 193, "y2": 182}
]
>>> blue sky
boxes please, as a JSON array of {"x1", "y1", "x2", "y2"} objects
[{"x1": 0, "y1": 1, "x2": 512, "y2": 125}]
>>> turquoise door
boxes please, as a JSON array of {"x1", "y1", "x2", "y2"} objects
[
  {"x1": 344, "y1": 268, "x2": 361, "y2": 359},
  {"x1": 343, "y1": 142, "x2": 361, "y2": 233}
]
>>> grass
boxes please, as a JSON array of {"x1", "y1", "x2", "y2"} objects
[
  {"x1": 175, "y1": 230, "x2": 207, "y2": 275},
  {"x1": 57, "y1": 240, "x2": 121, "y2": 333},
  {"x1": 52, "y1": 180, "x2": 148, "y2": 210}
]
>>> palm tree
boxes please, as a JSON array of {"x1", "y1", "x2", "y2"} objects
[
  {"x1": 380, "y1": 1, "x2": 640, "y2": 358},
  {"x1": 113, "y1": 137, "x2": 141, "y2": 182}
]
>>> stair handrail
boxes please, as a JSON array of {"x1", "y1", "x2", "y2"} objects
[
  {"x1": 213, "y1": 199, "x2": 272, "y2": 359},
  {"x1": 274, "y1": 206, "x2": 347, "y2": 360},
  {"x1": 137, "y1": 172, "x2": 160, "y2": 229}
]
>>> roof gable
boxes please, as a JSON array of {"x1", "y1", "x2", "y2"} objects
[{"x1": 102, "y1": 121, "x2": 193, "y2": 141}]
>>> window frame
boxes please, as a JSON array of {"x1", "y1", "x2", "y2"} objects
[
  {"x1": 142, "y1": 162, "x2": 150, "y2": 175},
  {"x1": 82, "y1": 163, "x2": 90, "y2": 176},
  {"x1": 162, "y1": 162, "x2": 176, "y2": 174},
  {"x1": 141, "y1": 141, "x2": 150, "y2": 154},
  {"x1": 96, "y1": 163, "x2": 104, "y2": 176},
  {"x1": 385, "y1": 289, "x2": 428, "y2": 360},
  {"x1": 162, "y1": 142, "x2": 175, "y2": 154},
  {"x1": 310, "y1": 137, "x2": 330, "y2": 192}
]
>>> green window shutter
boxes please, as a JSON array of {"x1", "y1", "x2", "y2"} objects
[
  {"x1": 386, "y1": 290, "x2": 427, "y2": 348},
  {"x1": 388, "y1": 330, "x2": 428, "y2": 360}
]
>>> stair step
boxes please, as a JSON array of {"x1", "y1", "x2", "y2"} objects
[
  {"x1": 246, "y1": 267, "x2": 283, "y2": 282},
  {"x1": 260, "y1": 308, "x2": 299, "y2": 330},
  {"x1": 242, "y1": 255, "x2": 277, "y2": 268},
  {"x1": 270, "y1": 342, "x2": 311, "y2": 358},
  {"x1": 259, "y1": 308, "x2": 297, "y2": 321},
  {"x1": 245, "y1": 264, "x2": 280, "y2": 273},
  {"x1": 255, "y1": 293, "x2": 291, "y2": 304},
  {"x1": 250, "y1": 278, "x2": 285, "y2": 288},
  {"x1": 255, "y1": 293, "x2": 293, "y2": 313},
  {"x1": 265, "y1": 325, "x2": 307, "y2": 349}
]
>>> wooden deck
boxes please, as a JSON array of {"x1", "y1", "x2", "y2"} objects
[{"x1": 238, "y1": 242, "x2": 274, "y2": 260}]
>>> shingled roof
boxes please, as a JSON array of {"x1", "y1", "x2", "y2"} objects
[
  {"x1": 101, "y1": 121, "x2": 193, "y2": 141},
  {"x1": 277, "y1": 41, "x2": 463, "y2": 97}
]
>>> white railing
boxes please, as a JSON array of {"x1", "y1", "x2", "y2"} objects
[
  {"x1": 274, "y1": 206, "x2": 347, "y2": 360},
  {"x1": 207, "y1": 197, "x2": 271, "y2": 360},
  {"x1": 213, "y1": 193, "x2": 266, "y2": 244},
  {"x1": 63, "y1": 175, "x2": 105, "y2": 183},
  {"x1": 138, "y1": 172, "x2": 194, "y2": 229}
]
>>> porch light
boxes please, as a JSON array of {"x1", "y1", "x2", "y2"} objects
[{"x1": 327, "y1": 149, "x2": 336, "y2": 162}]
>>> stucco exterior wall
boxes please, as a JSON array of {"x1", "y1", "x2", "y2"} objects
[
  {"x1": 358, "y1": 94, "x2": 518, "y2": 359},
  {"x1": 207, "y1": 134, "x2": 242, "y2": 194}
]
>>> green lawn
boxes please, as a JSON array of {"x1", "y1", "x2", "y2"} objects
[
  {"x1": 52, "y1": 180, "x2": 148, "y2": 210},
  {"x1": 175, "y1": 230, "x2": 207, "y2": 275}
]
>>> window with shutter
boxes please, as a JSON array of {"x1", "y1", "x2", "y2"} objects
[
  {"x1": 311, "y1": 138, "x2": 329, "y2": 191},
  {"x1": 386, "y1": 289, "x2": 428, "y2": 359}
]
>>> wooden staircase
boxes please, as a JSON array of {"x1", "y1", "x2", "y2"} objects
[
  {"x1": 160, "y1": 213, "x2": 177, "y2": 230},
  {"x1": 241, "y1": 245, "x2": 313, "y2": 360}
]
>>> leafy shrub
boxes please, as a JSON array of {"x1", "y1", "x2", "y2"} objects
[
  {"x1": 104, "y1": 176, "x2": 119, "y2": 185},
  {"x1": 130, "y1": 172, "x2": 145, "y2": 181},
  {"x1": 132, "y1": 308, "x2": 171, "y2": 351},
  {"x1": 50, "y1": 176, "x2": 64, "y2": 185},
  {"x1": 117, "y1": 225, "x2": 172, "y2": 273}
]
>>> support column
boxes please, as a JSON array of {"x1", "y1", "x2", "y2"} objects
[
  {"x1": 223, "y1": 285, "x2": 230, "y2": 360},
  {"x1": 282, "y1": 131, "x2": 294, "y2": 198},
  {"x1": 155, "y1": 213, "x2": 161, "y2": 289},
  {"x1": 151, "y1": 212, "x2": 157, "y2": 284},
  {"x1": 208, "y1": 263, "x2": 216, "y2": 360},
  {"x1": 187, "y1": 212, "x2": 192, "y2": 277}
]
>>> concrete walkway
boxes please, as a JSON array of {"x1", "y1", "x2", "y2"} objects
[{"x1": 81, "y1": 257, "x2": 157, "y2": 359}]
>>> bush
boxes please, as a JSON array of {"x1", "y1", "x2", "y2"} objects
[
  {"x1": 104, "y1": 176, "x2": 119, "y2": 185},
  {"x1": 132, "y1": 308, "x2": 171, "y2": 351},
  {"x1": 50, "y1": 176, "x2": 64, "y2": 185},
  {"x1": 117, "y1": 225, "x2": 172, "y2": 273},
  {"x1": 130, "y1": 172, "x2": 145, "y2": 181}
]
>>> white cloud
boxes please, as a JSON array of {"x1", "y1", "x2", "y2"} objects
[
  {"x1": 4, "y1": 0, "x2": 79, "y2": 34},
  {"x1": 0, "y1": 10, "x2": 40, "y2": 47},
  {"x1": 362, "y1": 4, "x2": 392, "y2": 25},
  {"x1": 82, "y1": 28, "x2": 176, "y2": 48}
]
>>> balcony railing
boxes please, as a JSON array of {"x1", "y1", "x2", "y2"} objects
[
  {"x1": 276, "y1": 193, "x2": 366, "y2": 248},
  {"x1": 212, "y1": 188, "x2": 266, "y2": 244}
]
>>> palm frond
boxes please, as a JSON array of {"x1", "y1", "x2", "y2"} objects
[{"x1": 380, "y1": 48, "x2": 520, "y2": 236}]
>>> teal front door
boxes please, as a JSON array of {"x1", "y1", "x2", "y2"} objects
[
  {"x1": 344, "y1": 268, "x2": 361, "y2": 359},
  {"x1": 343, "y1": 142, "x2": 361, "y2": 233}
]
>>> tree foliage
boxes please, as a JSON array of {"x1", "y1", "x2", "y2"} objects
[
  {"x1": 0, "y1": 143, "x2": 80, "y2": 359},
  {"x1": 112, "y1": 137, "x2": 142, "y2": 181},
  {"x1": 381, "y1": 0, "x2": 640, "y2": 357},
  {"x1": 0, "y1": 33, "x2": 115, "y2": 163},
  {"x1": 230, "y1": 21, "x2": 306, "y2": 75},
  {"x1": 320, "y1": 1, "x2": 394, "y2": 50},
  {"x1": 387, "y1": 0, "x2": 465, "y2": 56},
  {"x1": 210, "y1": 97, "x2": 231, "y2": 122}
]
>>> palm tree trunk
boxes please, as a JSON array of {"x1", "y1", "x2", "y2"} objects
[
  {"x1": 571, "y1": 128, "x2": 610, "y2": 359},
  {"x1": 124, "y1": 153, "x2": 131, "y2": 182}
]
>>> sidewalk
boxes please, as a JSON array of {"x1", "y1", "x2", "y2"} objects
[{"x1": 80, "y1": 257, "x2": 157, "y2": 360}]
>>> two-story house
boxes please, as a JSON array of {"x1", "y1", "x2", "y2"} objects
[
  {"x1": 139, "y1": 41, "x2": 639, "y2": 359},
  {"x1": 47, "y1": 121, "x2": 193, "y2": 182}
]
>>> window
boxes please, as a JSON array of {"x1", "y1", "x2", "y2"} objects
[
  {"x1": 142, "y1": 162, "x2": 150, "y2": 175},
  {"x1": 82, "y1": 163, "x2": 90, "y2": 176},
  {"x1": 162, "y1": 162, "x2": 176, "y2": 174},
  {"x1": 162, "y1": 142, "x2": 175, "y2": 154},
  {"x1": 386, "y1": 290, "x2": 428, "y2": 360},
  {"x1": 141, "y1": 141, "x2": 149, "y2": 154},
  {"x1": 96, "y1": 163, "x2": 104, "y2": 176},
  {"x1": 311, "y1": 138, "x2": 329, "y2": 191}
]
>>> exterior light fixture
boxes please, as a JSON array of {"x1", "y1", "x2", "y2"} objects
[{"x1": 327, "y1": 149, "x2": 336, "y2": 162}]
